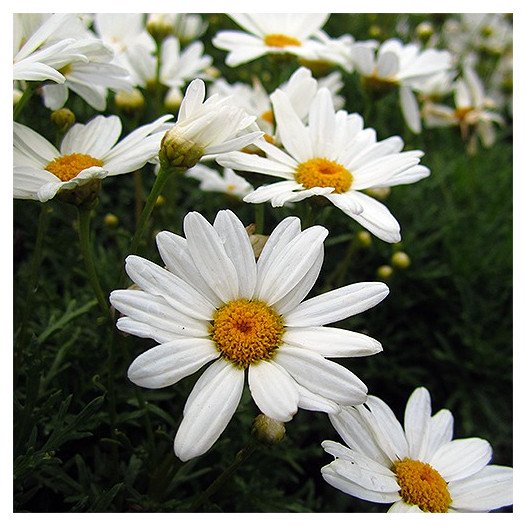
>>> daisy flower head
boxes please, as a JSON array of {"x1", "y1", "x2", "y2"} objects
[
  {"x1": 212, "y1": 14, "x2": 330, "y2": 67},
  {"x1": 217, "y1": 88, "x2": 430, "y2": 243},
  {"x1": 321, "y1": 387, "x2": 513, "y2": 513},
  {"x1": 159, "y1": 79, "x2": 263, "y2": 171},
  {"x1": 352, "y1": 38, "x2": 453, "y2": 133},
  {"x1": 110, "y1": 209, "x2": 389, "y2": 461},
  {"x1": 186, "y1": 164, "x2": 254, "y2": 199},
  {"x1": 13, "y1": 114, "x2": 172, "y2": 204},
  {"x1": 146, "y1": 13, "x2": 208, "y2": 44}
]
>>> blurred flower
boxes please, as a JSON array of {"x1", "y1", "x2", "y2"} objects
[
  {"x1": 321, "y1": 387, "x2": 513, "y2": 513},
  {"x1": 391, "y1": 251, "x2": 411, "y2": 269},
  {"x1": 13, "y1": 114, "x2": 172, "y2": 202},
  {"x1": 422, "y1": 65, "x2": 504, "y2": 149},
  {"x1": 159, "y1": 79, "x2": 263, "y2": 170},
  {"x1": 110, "y1": 210, "x2": 389, "y2": 461},
  {"x1": 352, "y1": 38, "x2": 453, "y2": 133},
  {"x1": 377, "y1": 265, "x2": 394, "y2": 280},
  {"x1": 212, "y1": 13, "x2": 330, "y2": 67},
  {"x1": 146, "y1": 13, "x2": 208, "y2": 44},
  {"x1": 217, "y1": 88, "x2": 430, "y2": 243},
  {"x1": 186, "y1": 164, "x2": 254, "y2": 199}
]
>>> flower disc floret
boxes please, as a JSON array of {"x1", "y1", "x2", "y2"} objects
[
  {"x1": 210, "y1": 299, "x2": 284, "y2": 368},
  {"x1": 295, "y1": 158, "x2": 353, "y2": 194},
  {"x1": 394, "y1": 458, "x2": 452, "y2": 513},
  {"x1": 46, "y1": 153, "x2": 104, "y2": 182},
  {"x1": 264, "y1": 34, "x2": 301, "y2": 48}
]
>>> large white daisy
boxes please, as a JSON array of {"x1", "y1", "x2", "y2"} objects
[
  {"x1": 212, "y1": 13, "x2": 330, "y2": 67},
  {"x1": 321, "y1": 387, "x2": 513, "y2": 513},
  {"x1": 13, "y1": 114, "x2": 172, "y2": 202},
  {"x1": 217, "y1": 88, "x2": 430, "y2": 243},
  {"x1": 110, "y1": 209, "x2": 389, "y2": 461}
]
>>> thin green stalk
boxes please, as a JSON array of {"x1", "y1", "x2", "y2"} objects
[
  {"x1": 255, "y1": 203, "x2": 265, "y2": 234},
  {"x1": 326, "y1": 235, "x2": 358, "y2": 290},
  {"x1": 188, "y1": 441, "x2": 258, "y2": 511},
  {"x1": 128, "y1": 165, "x2": 176, "y2": 257},
  {"x1": 77, "y1": 207, "x2": 110, "y2": 318},
  {"x1": 13, "y1": 83, "x2": 35, "y2": 121}
]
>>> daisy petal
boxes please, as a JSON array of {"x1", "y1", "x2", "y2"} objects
[
  {"x1": 404, "y1": 387, "x2": 431, "y2": 460},
  {"x1": 422, "y1": 409, "x2": 454, "y2": 461},
  {"x1": 329, "y1": 458, "x2": 400, "y2": 493},
  {"x1": 388, "y1": 501, "x2": 423, "y2": 513},
  {"x1": 297, "y1": 386, "x2": 340, "y2": 414}
]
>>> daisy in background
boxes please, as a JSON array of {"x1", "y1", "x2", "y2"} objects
[
  {"x1": 321, "y1": 387, "x2": 513, "y2": 513},
  {"x1": 13, "y1": 113, "x2": 172, "y2": 202},
  {"x1": 146, "y1": 13, "x2": 208, "y2": 44},
  {"x1": 217, "y1": 88, "x2": 430, "y2": 243},
  {"x1": 422, "y1": 64, "x2": 504, "y2": 151},
  {"x1": 111, "y1": 209, "x2": 389, "y2": 461},
  {"x1": 212, "y1": 13, "x2": 330, "y2": 67},
  {"x1": 352, "y1": 38, "x2": 453, "y2": 133},
  {"x1": 186, "y1": 164, "x2": 254, "y2": 199}
]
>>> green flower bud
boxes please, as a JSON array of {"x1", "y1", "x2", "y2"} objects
[
  {"x1": 159, "y1": 128, "x2": 205, "y2": 170},
  {"x1": 377, "y1": 265, "x2": 394, "y2": 280},
  {"x1": 391, "y1": 251, "x2": 411, "y2": 269},
  {"x1": 251, "y1": 414, "x2": 286, "y2": 445},
  {"x1": 51, "y1": 108, "x2": 76, "y2": 133}
]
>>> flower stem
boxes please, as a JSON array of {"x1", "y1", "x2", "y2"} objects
[
  {"x1": 77, "y1": 207, "x2": 110, "y2": 319},
  {"x1": 129, "y1": 165, "x2": 176, "y2": 256},
  {"x1": 188, "y1": 440, "x2": 258, "y2": 511},
  {"x1": 13, "y1": 83, "x2": 35, "y2": 121},
  {"x1": 255, "y1": 203, "x2": 265, "y2": 234}
]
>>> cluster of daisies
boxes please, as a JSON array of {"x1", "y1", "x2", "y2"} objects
[{"x1": 13, "y1": 13, "x2": 512, "y2": 513}]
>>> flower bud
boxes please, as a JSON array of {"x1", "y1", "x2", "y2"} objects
[
  {"x1": 365, "y1": 187, "x2": 391, "y2": 200},
  {"x1": 377, "y1": 265, "x2": 393, "y2": 280},
  {"x1": 146, "y1": 14, "x2": 174, "y2": 42},
  {"x1": 104, "y1": 213, "x2": 119, "y2": 228},
  {"x1": 251, "y1": 414, "x2": 286, "y2": 445},
  {"x1": 159, "y1": 128, "x2": 204, "y2": 170},
  {"x1": 416, "y1": 22, "x2": 434, "y2": 42},
  {"x1": 391, "y1": 251, "x2": 411, "y2": 269},
  {"x1": 51, "y1": 108, "x2": 76, "y2": 133},
  {"x1": 155, "y1": 195, "x2": 166, "y2": 207},
  {"x1": 356, "y1": 230, "x2": 372, "y2": 248},
  {"x1": 114, "y1": 88, "x2": 145, "y2": 114}
]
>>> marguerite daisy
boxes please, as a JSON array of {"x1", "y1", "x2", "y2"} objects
[
  {"x1": 217, "y1": 88, "x2": 430, "y2": 243},
  {"x1": 212, "y1": 14, "x2": 329, "y2": 67},
  {"x1": 13, "y1": 114, "x2": 172, "y2": 202},
  {"x1": 186, "y1": 164, "x2": 254, "y2": 199},
  {"x1": 321, "y1": 387, "x2": 513, "y2": 513},
  {"x1": 110, "y1": 209, "x2": 389, "y2": 461}
]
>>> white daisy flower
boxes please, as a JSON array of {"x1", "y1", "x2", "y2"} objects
[
  {"x1": 217, "y1": 88, "x2": 430, "y2": 243},
  {"x1": 423, "y1": 65, "x2": 505, "y2": 149},
  {"x1": 212, "y1": 13, "x2": 330, "y2": 67},
  {"x1": 352, "y1": 38, "x2": 453, "y2": 133},
  {"x1": 186, "y1": 164, "x2": 254, "y2": 199},
  {"x1": 110, "y1": 209, "x2": 389, "y2": 461},
  {"x1": 13, "y1": 114, "x2": 172, "y2": 202},
  {"x1": 146, "y1": 13, "x2": 208, "y2": 44},
  {"x1": 321, "y1": 387, "x2": 513, "y2": 513},
  {"x1": 159, "y1": 79, "x2": 263, "y2": 170}
]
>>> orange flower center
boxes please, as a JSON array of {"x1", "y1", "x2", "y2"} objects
[
  {"x1": 260, "y1": 110, "x2": 274, "y2": 124},
  {"x1": 45, "y1": 153, "x2": 104, "y2": 182},
  {"x1": 264, "y1": 34, "x2": 302, "y2": 48},
  {"x1": 393, "y1": 458, "x2": 452, "y2": 513},
  {"x1": 295, "y1": 158, "x2": 353, "y2": 194},
  {"x1": 210, "y1": 299, "x2": 284, "y2": 369},
  {"x1": 454, "y1": 106, "x2": 474, "y2": 122}
]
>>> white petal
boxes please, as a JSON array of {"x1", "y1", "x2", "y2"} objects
[
  {"x1": 421, "y1": 408, "x2": 454, "y2": 461},
  {"x1": 377, "y1": 50, "x2": 399, "y2": 78},
  {"x1": 388, "y1": 501, "x2": 423, "y2": 512},
  {"x1": 14, "y1": 122, "x2": 59, "y2": 166},
  {"x1": 183, "y1": 212, "x2": 239, "y2": 303},
  {"x1": 127, "y1": 339, "x2": 218, "y2": 388},
  {"x1": 248, "y1": 360, "x2": 299, "y2": 421},
  {"x1": 329, "y1": 458, "x2": 400, "y2": 493},
  {"x1": 274, "y1": 345, "x2": 367, "y2": 406},
  {"x1": 285, "y1": 282, "x2": 389, "y2": 327},
  {"x1": 283, "y1": 326, "x2": 382, "y2": 357},
  {"x1": 13, "y1": 166, "x2": 57, "y2": 201},
  {"x1": 297, "y1": 385, "x2": 340, "y2": 413},
  {"x1": 430, "y1": 438, "x2": 492, "y2": 482},
  {"x1": 400, "y1": 86, "x2": 422, "y2": 134},
  {"x1": 213, "y1": 210, "x2": 257, "y2": 299},
  {"x1": 404, "y1": 387, "x2": 431, "y2": 460},
  {"x1": 449, "y1": 465, "x2": 513, "y2": 511},
  {"x1": 173, "y1": 360, "x2": 244, "y2": 461}
]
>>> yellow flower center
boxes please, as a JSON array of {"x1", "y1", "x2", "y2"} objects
[
  {"x1": 295, "y1": 158, "x2": 353, "y2": 194},
  {"x1": 45, "y1": 153, "x2": 104, "y2": 182},
  {"x1": 210, "y1": 299, "x2": 284, "y2": 369},
  {"x1": 393, "y1": 459, "x2": 452, "y2": 513},
  {"x1": 454, "y1": 106, "x2": 474, "y2": 122},
  {"x1": 264, "y1": 34, "x2": 302, "y2": 48},
  {"x1": 260, "y1": 110, "x2": 274, "y2": 124}
]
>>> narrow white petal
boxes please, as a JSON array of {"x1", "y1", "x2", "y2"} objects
[
  {"x1": 400, "y1": 86, "x2": 422, "y2": 134},
  {"x1": 14, "y1": 122, "x2": 60, "y2": 166},
  {"x1": 421, "y1": 409, "x2": 454, "y2": 461},
  {"x1": 330, "y1": 458, "x2": 400, "y2": 493},
  {"x1": 285, "y1": 282, "x2": 389, "y2": 327},
  {"x1": 297, "y1": 385, "x2": 340, "y2": 413},
  {"x1": 404, "y1": 387, "x2": 431, "y2": 460},
  {"x1": 127, "y1": 339, "x2": 218, "y2": 388},
  {"x1": 248, "y1": 360, "x2": 299, "y2": 421},
  {"x1": 173, "y1": 360, "x2": 244, "y2": 461},
  {"x1": 388, "y1": 501, "x2": 423, "y2": 512}
]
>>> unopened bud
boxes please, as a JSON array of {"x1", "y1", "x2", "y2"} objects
[
  {"x1": 51, "y1": 108, "x2": 75, "y2": 133},
  {"x1": 368, "y1": 24, "x2": 382, "y2": 38},
  {"x1": 155, "y1": 195, "x2": 166, "y2": 207},
  {"x1": 146, "y1": 14, "x2": 174, "y2": 42},
  {"x1": 377, "y1": 265, "x2": 394, "y2": 280},
  {"x1": 164, "y1": 89, "x2": 183, "y2": 112},
  {"x1": 356, "y1": 230, "x2": 372, "y2": 247},
  {"x1": 159, "y1": 128, "x2": 204, "y2": 170},
  {"x1": 115, "y1": 88, "x2": 145, "y2": 113},
  {"x1": 391, "y1": 251, "x2": 411, "y2": 269},
  {"x1": 365, "y1": 187, "x2": 391, "y2": 200},
  {"x1": 104, "y1": 213, "x2": 119, "y2": 228},
  {"x1": 251, "y1": 414, "x2": 286, "y2": 445},
  {"x1": 204, "y1": 66, "x2": 221, "y2": 79},
  {"x1": 416, "y1": 22, "x2": 434, "y2": 42}
]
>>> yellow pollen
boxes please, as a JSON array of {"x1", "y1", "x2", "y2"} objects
[
  {"x1": 394, "y1": 459, "x2": 452, "y2": 513},
  {"x1": 45, "y1": 153, "x2": 104, "y2": 182},
  {"x1": 295, "y1": 158, "x2": 353, "y2": 194},
  {"x1": 260, "y1": 110, "x2": 274, "y2": 124},
  {"x1": 264, "y1": 33, "x2": 302, "y2": 48},
  {"x1": 263, "y1": 133, "x2": 275, "y2": 144},
  {"x1": 454, "y1": 106, "x2": 474, "y2": 122},
  {"x1": 210, "y1": 299, "x2": 284, "y2": 369}
]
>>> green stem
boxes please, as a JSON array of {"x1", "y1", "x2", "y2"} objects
[
  {"x1": 188, "y1": 441, "x2": 258, "y2": 511},
  {"x1": 326, "y1": 235, "x2": 358, "y2": 289},
  {"x1": 129, "y1": 165, "x2": 176, "y2": 256},
  {"x1": 13, "y1": 83, "x2": 35, "y2": 121},
  {"x1": 77, "y1": 207, "x2": 110, "y2": 318},
  {"x1": 255, "y1": 203, "x2": 265, "y2": 234}
]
